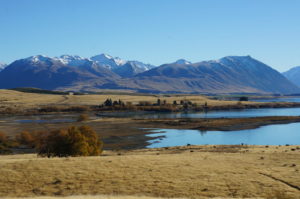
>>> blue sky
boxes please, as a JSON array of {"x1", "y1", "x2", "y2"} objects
[{"x1": 0, "y1": 0, "x2": 299, "y2": 72}]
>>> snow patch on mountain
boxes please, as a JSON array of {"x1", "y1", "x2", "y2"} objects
[
  {"x1": 26, "y1": 55, "x2": 53, "y2": 63},
  {"x1": 173, "y1": 59, "x2": 192, "y2": 65},
  {"x1": 0, "y1": 63, "x2": 7, "y2": 71},
  {"x1": 56, "y1": 55, "x2": 92, "y2": 67},
  {"x1": 90, "y1": 53, "x2": 126, "y2": 69}
]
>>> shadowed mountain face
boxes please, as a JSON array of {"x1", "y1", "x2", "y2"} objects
[
  {"x1": 0, "y1": 55, "x2": 119, "y2": 90},
  {"x1": 130, "y1": 56, "x2": 300, "y2": 94},
  {"x1": 283, "y1": 66, "x2": 300, "y2": 87},
  {"x1": 0, "y1": 55, "x2": 299, "y2": 94}
]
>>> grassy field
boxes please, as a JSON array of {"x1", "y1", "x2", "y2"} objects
[
  {"x1": 0, "y1": 89, "x2": 249, "y2": 109},
  {"x1": 0, "y1": 145, "x2": 299, "y2": 199}
]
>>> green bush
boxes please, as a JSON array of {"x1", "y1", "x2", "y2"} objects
[{"x1": 37, "y1": 126, "x2": 103, "y2": 157}]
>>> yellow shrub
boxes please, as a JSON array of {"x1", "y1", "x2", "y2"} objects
[{"x1": 37, "y1": 126, "x2": 103, "y2": 157}]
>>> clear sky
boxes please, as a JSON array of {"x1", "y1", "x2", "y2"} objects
[{"x1": 0, "y1": 0, "x2": 300, "y2": 72}]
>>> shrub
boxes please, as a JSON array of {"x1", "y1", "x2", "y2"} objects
[
  {"x1": 0, "y1": 131, "x2": 13, "y2": 154},
  {"x1": 77, "y1": 114, "x2": 89, "y2": 122},
  {"x1": 37, "y1": 126, "x2": 103, "y2": 157},
  {"x1": 239, "y1": 96, "x2": 248, "y2": 101},
  {"x1": 0, "y1": 131, "x2": 7, "y2": 143},
  {"x1": 15, "y1": 131, "x2": 36, "y2": 148}
]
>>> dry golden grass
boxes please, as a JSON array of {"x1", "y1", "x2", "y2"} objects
[
  {"x1": 0, "y1": 89, "x2": 248, "y2": 109},
  {"x1": 0, "y1": 145, "x2": 299, "y2": 199},
  {"x1": 0, "y1": 195, "x2": 261, "y2": 199},
  {"x1": 0, "y1": 196, "x2": 186, "y2": 199}
]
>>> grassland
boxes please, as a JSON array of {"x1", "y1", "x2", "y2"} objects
[
  {"x1": 0, "y1": 145, "x2": 300, "y2": 199},
  {"x1": 0, "y1": 89, "x2": 236, "y2": 108}
]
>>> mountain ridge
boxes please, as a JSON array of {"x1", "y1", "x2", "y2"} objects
[
  {"x1": 283, "y1": 66, "x2": 300, "y2": 87},
  {"x1": 0, "y1": 54, "x2": 299, "y2": 94}
]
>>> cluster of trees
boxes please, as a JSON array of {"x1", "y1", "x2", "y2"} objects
[
  {"x1": 0, "y1": 126, "x2": 103, "y2": 157},
  {"x1": 101, "y1": 98, "x2": 196, "y2": 107},
  {"x1": 102, "y1": 99, "x2": 125, "y2": 107},
  {"x1": 98, "y1": 98, "x2": 208, "y2": 112}
]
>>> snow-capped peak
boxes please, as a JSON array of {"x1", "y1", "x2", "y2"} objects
[
  {"x1": 26, "y1": 55, "x2": 52, "y2": 63},
  {"x1": 90, "y1": 53, "x2": 126, "y2": 69},
  {"x1": 0, "y1": 62, "x2": 7, "y2": 71},
  {"x1": 173, "y1": 59, "x2": 192, "y2": 65},
  {"x1": 56, "y1": 55, "x2": 91, "y2": 66},
  {"x1": 126, "y1": 61, "x2": 155, "y2": 71}
]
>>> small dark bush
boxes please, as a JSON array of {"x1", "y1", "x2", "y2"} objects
[
  {"x1": 77, "y1": 114, "x2": 89, "y2": 122},
  {"x1": 239, "y1": 96, "x2": 248, "y2": 101}
]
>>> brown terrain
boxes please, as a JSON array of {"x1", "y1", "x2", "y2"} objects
[
  {"x1": 0, "y1": 145, "x2": 300, "y2": 199},
  {"x1": 1, "y1": 90, "x2": 300, "y2": 199}
]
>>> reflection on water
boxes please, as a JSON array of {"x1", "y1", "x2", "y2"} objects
[
  {"x1": 252, "y1": 97, "x2": 300, "y2": 103},
  {"x1": 99, "y1": 107, "x2": 300, "y2": 119},
  {"x1": 16, "y1": 119, "x2": 75, "y2": 123},
  {"x1": 147, "y1": 122, "x2": 300, "y2": 148}
]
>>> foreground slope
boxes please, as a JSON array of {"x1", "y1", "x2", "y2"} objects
[{"x1": 0, "y1": 145, "x2": 299, "y2": 198}]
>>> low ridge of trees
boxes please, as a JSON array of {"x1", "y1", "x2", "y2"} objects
[{"x1": 99, "y1": 98, "x2": 202, "y2": 112}]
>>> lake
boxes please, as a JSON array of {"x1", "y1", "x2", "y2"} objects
[
  {"x1": 251, "y1": 97, "x2": 300, "y2": 103},
  {"x1": 147, "y1": 122, "x2": 300, "y2": 148},
  {"x1": 98, "y1": 107, "x2": 300, "y2": 119}
]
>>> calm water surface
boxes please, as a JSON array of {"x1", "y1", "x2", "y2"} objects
[
  {"x1": 147, "y1": 122, "x2": 300, "y2": 148},
  {"x1": 252, "y1": 97, "x2": 300, "y2": 103},
  {"x1": 99, "y1": 107, "x2": 300, "y2": 119}
]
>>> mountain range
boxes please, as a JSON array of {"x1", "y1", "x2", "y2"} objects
[
  {"x1": 0, "y1": 54, "x2": 299, "y2": 94},
  {"x1": 283, "y1": 66, "x2": 300, "y2": 88}
]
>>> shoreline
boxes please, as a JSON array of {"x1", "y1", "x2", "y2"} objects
[
  {"x1": 137, "y1": 116, "x2": 300, "y2": 131},
  {"x1": 1, "y1": 101, "x2": 300, "y2": 116},
  {"x1": 1, "y1": 116, "x2": 300, "y2": 151}
]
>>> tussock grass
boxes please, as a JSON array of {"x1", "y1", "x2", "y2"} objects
[
  {"x1": 0, "y1": 89, "x2": 248, "y2": 109},
  {"x1": 0, "y1": 195, "x2": 261, "y2": 199},
  {"x1": 0, "y1": 146, "x2": 299, "y2": 199}
]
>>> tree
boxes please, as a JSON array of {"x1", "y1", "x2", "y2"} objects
[
  {"x1": 163, "y1": 100, "x2": 167, "y2": 105},
  {"x1": 0, "y1": 132, "x2": 7, "y2": 143},
  {"x1": 239, "y1": 96, "x2": 248, "y2": 101},
  {"x1": 113, "y1": 100, "x2": 119, "y2": 106},
  {"x1": 104, "y1": 98, "x2": 113, "y2": 106},
  {"x1": 37, "y1": 126, "x2": 103, "y2": 157},
  {"x1": 16, "y1": 131, "x2": 35, "y2": 148},
  {"x1": 118, "y1": 99, "x2": 124, "y2": 106},
  {"x1": 173, "y1": 100, "x2": 177, "y2": 105},
  {"x1": 157, "y1": 99, "x2": 161, "y2": 105}
]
